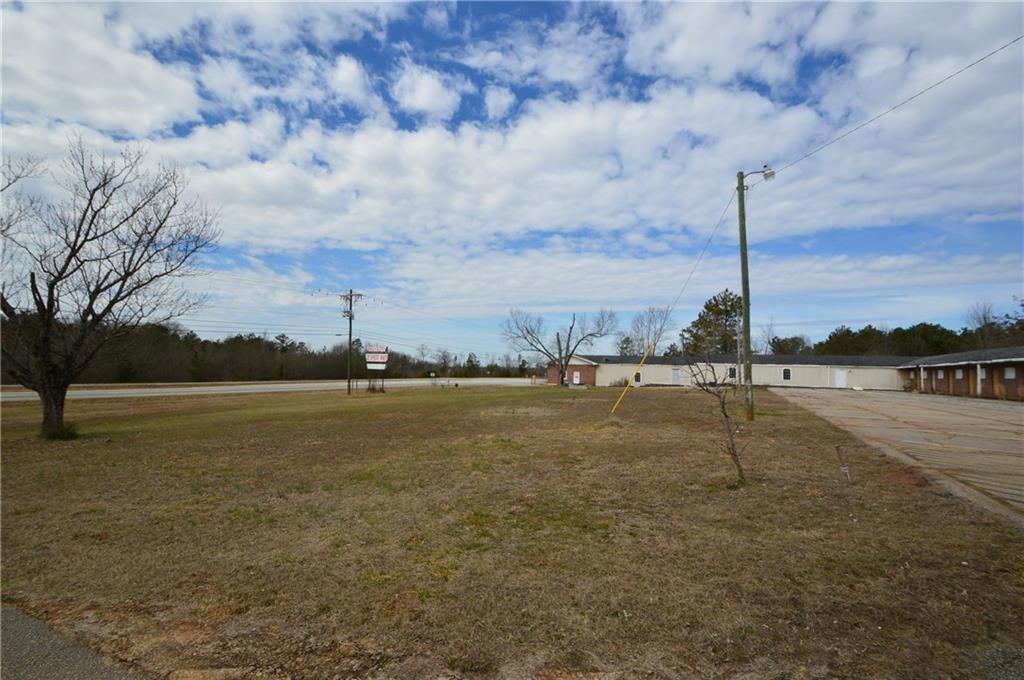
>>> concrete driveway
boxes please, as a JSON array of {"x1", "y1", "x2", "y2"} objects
[{"x1": 772, "y1": 388, "x2": 1024, "y2": 521}]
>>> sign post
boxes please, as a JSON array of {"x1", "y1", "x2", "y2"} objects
[{"x1": 365, "y1": 344, "x2": 389, "y2": 392}]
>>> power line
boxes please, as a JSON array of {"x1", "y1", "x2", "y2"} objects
[
  {"x1": 177, "y1": 317, "x2": 487, "y2": 355},
  {"x1": 198, "y1": 270, "x2": 329, "y2": 297},
  {"x1": 179, "y1": 315, "x2": 485, "y2": 350},
  {"x1": 667, "y1": 190, "x2": 737, "y2": 317},
  {"x1": 754, "y1": 33, "x2": 1024, "y2": 186}
]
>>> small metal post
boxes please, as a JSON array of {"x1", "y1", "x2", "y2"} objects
[{"x1": 835, "y1": 445, "x2": 852, "y2": 483}]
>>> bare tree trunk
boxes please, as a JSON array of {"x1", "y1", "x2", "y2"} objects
[
  {"x1": 718, "y1": 399, "x2": 745, "y2": 484},
  {"x1": 38, "y1": 378, "x2": 70, "y2": 438}
]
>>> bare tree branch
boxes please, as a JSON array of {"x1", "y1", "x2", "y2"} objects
[
  {"x1": 503, "y1": 308, "x2": 616, "y2": 385},
  {"x1": 1, "y1": 139, "x2": 220, "y2": 437},
  {"x1": 686, "y1": 356, "x2": 746, "y2": 484},
  {"x1": 618, "y1": 305, "x2": 674, "y2": 356}
]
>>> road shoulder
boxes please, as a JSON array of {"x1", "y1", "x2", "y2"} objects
[{"x1": 1, "y1": 606, "x2": 149, "y2": 680}]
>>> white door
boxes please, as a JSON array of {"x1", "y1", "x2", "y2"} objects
[
  {"x1": 834, "y1": 370, "x2": 847, "y2": 389},
  {"x1": 572, "y1": 370, "x2": 581, "y2": 385},
  {"x1": 672, "y1": 368, "x2": 681, "y2": 385}
]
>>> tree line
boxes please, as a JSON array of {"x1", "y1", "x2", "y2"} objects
[
  {"x1": 661, "y1": 290, "x2": 1024, "y2": 358},
  {"x1": 1, "y1": 323, "x2": 534, "y2": 385}
]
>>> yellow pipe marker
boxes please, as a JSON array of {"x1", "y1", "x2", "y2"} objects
[{"x1": 609, "y1": 341, "x2": 657, "y2": 416}]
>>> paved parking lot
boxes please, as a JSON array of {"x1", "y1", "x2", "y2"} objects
[{"x1": 772, "y1": 388, "x2": 1024, "y2": 520}]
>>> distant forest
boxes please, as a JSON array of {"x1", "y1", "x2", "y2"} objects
[
  {"x1": 758, "y1": 300, "x2": 1024, "y2": 357},
  {"x1": 1, "y1": 325, "x2": 534, "y2": 385},
  {"x1": 3, "y1": 300, "x2": 1021, "y2": 385},
  {"x1": 662, "y1": 292, "x2": 1024, "y2": 359}
]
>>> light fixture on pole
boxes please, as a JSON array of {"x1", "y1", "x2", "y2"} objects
[{"x1": 735, "y1": 164, "x2": 773, "y2": 421}]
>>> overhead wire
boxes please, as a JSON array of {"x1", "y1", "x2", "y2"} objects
[
  {"x1": 612, "y1": 34, "x2": 1024, "y2": 414},
  {"x1": 609, "y1": 189, "x2": 737, "y2": 415},
  {"x1": 175, "y1": 316, "x2": 488, "y2": 356},
  {"x1": 748, "y1": 33, "x2": 1024, "y2": 189}
]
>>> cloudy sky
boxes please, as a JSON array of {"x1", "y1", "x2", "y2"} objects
[{"x1": 3, "y1": 1, "x2": 1022, "y2": 358}]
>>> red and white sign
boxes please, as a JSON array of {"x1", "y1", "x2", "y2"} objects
[{"x1": 366, "y1": 344, "x2": 388, "y2": 371}]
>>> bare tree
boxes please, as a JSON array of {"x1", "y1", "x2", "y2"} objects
[
  {"x1": 1, "y1": 156, "x2": 44, "y2": 265},
  {"x1": 1, "y1": 139, "x2": 219, "y2": 437},
  {"x1": 434, "y1": 349, "x2": 453, "y2": 376},
  {"x1": 503, "y1": 308, "x2": 616, "y2": 385},
  {"x1": 617, "y1": 305, "x2": 673, "y2": 356},
  {"x1": 416, "y1": 343, "x2": 431, "y2": 363},
  {"x1": 966, "y1": 301, "x2": 998, "y2": 348},
  {"x1": 757, "y1": 317, "x2": 776, "y2": 355},
  {"x1": 686, "y1": 359, "x2": 746, "y2": 485}
]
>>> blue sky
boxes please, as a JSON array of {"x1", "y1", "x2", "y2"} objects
[{"x1": 3, "y1": 1, "x2": 1022, "y2": 359}]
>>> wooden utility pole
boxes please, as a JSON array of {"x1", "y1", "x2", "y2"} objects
[
  {"x1": 736, "y1": 171, "x2": 755, "y2": 421},
  {"x1": 341, "y1": 289, "x2": 364, "y2": 395}
]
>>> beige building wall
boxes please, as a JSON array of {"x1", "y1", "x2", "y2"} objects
[
  {"x1": 594, "y1": 362, "x2": 737, "y2": 387},
  {"x1": 753, "y1": 365, "x2": 903, "y2": 390},
  {"x1": 592, "y1": 361, "x2": 903, "y2": 390}
]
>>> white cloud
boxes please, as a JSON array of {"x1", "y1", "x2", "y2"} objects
[
  {"x1": 329, "y1": 55, "x2": 386, "y2": 115},
  {"x1": 422, "y1": 3, "x2": 453, "y2": 33},
  {"x1": 458, "y1": 19, "x2": 619, "y2": 90},
  {"x1": 390, "y1": 61, "x2": 470, "y2": 120},
  {"x1": 483, "y1": 86, "x2": 516, "y2": 120},
  {"x1": 3, "y1": 1, "x2": 1021, "y2": 348},
  {"x1": 1, "y1": 3, "x2": 200, "y2": 135},
  {"x1": 616, "y1": 3, "x2": 816, "y2": 85},
  {"x1": 199, "y1": 58, "x2": 270, "y2": 109},
  {"x1": 116, "y1": 2, "x2": 407, "y2": 53},
  {"x1": 376, "y1": 239, "x2": 1022, "y2": 328}
]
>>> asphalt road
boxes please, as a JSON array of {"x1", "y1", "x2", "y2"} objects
[
  {"x1": 772, "y1": 388, "x2": 1024, "y2": 524},
  {"x1": 0, "y1": 377, "x2": 537, "y2": 402},
  {"x1": 1, "y1": 607, "x2": 148, "y2": 680}
]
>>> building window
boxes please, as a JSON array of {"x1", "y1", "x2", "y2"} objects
[
  {"x1": 955, "y1": 368, "x2": 964, "y2": 380},
  {"x1": 937, "y1": 369, "x2": 945, "y2": 379},
  {"x1": 634, "y1": 371, "x2": 641, "y2": 384},
  {"x1": 922, "y1": 370, "x2": 928, "y2": 378},
  {"x1": 782, "y1": 368, "x2": 792, "y2": 381},
  {"x1": 728, "y1": 367, "x2": 736, "y2": 379},
  {"x1": 1006, "y1": 367, "x2": 1017, "y2": 380},
  {"x1": 980, "y1": 367, "x2": 987, "y2": 379}
]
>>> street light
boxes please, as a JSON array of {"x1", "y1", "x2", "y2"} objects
[{"x1": 736, "y1": 164, "x2": 774, "y2": 421}]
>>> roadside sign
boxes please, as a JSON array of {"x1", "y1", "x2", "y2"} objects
[{"x1": 365, "y1": 344, "x2": 389, "y2": 370}]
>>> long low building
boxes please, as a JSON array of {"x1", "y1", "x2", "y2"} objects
[
  {"x1": 547, "y1": 346, "x2": 1024, "y2": 401},
  {"x1": 549, "y1": 354, "x2": 910, "y2": 390}
]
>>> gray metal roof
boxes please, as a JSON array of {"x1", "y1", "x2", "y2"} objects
[
  {"x1": 581, "y1": 354, "x2": 913, "y2": 367},
  {"x1": 900, "y1": 346, "x2": 1024, "y2": 368}
]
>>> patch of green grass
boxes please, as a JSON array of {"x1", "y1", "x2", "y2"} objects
[{"x1": 225, "y1": 505, "x2": 276, "y2": 526}]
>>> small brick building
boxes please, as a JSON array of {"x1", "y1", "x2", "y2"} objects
[{"x1": 546, "y1": 362, "x2": 597, "y2": 386}]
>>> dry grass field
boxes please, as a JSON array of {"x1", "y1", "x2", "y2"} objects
[{"x1": 2, "y1": 387, "x2": 1022, "y2": 679}]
